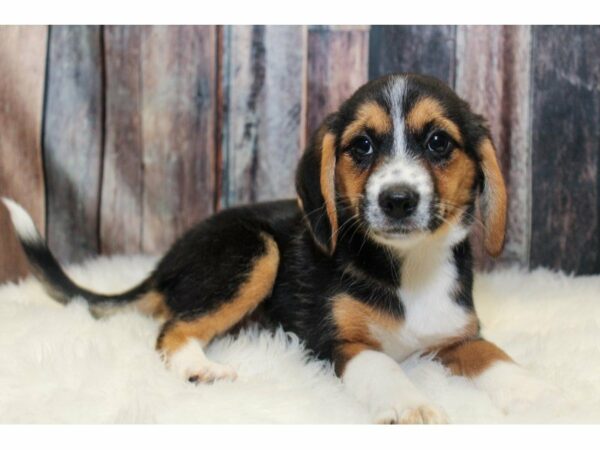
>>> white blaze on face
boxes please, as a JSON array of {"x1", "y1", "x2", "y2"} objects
[
  {"x1": 388, "y1": 75, "x2": 408, "y2": 158},
  {"x1": 364, "y1": 77, "x2": 434, "y2": 235}
]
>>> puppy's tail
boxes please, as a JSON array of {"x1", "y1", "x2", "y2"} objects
[{"x1": 2, "y1": 198, "x2": 159, "y2": 318}]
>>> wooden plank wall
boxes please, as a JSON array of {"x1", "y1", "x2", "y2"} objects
[
  {"x1": 530, "y1": 26, "x2": 600, "y2": 274},
  {"x1": 0, "y1": 26, "x2": 48, "y2": 282},
  {"x1": 221, "y1": 25, "x2": 306, "y2": 206},
  {"x1": 44, "y1": 26, "x2": 103, "y2": 262},
  {"x1": 1, "y1": 25, "x2": 599, "y2": 283}
]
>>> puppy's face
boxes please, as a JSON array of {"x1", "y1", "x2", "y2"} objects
[{"x1": 297, "y1": 74, "x2": 507, "y2": 256}]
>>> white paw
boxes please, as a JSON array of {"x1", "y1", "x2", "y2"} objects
[
  {"x1": 375, "y1": 403, "x2": 449, "y2": 424},
  {"x1": 476, "y1": 362, "x2": 565, "y2": 414},
  {"x1": 342, "y1": 350, "x2": 450, "y2": 424},
  {"x1": 167, "y1": 338, "x2": 238, "y2": 384},
  {"x1": 187, "y1": 361, "x2": 238, "y2": 384}
]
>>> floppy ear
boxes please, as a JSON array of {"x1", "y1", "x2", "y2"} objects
[
  {"x1": 478, "y1": 137, "x2": 507, "y2": 257},
  {"x1": 296, "y1": 115, "x2": 339, "y2": 255}
]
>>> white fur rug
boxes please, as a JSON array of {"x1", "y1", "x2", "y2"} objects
[{"x1": 1, "y1": 255, "x2": 599, "y2": 423}]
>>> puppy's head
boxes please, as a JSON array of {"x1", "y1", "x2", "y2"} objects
[{"x1": 296, "y1": 73, "x2": 507, "y2": 256}]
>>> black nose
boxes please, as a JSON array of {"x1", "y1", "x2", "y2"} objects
[{"x1": 378, "y1": 185, "x2": 420, "y2": 220}]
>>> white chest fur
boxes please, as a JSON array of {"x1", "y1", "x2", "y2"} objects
[{"x1": 370, "y1": 234, "x2": 473, "y2": 362}]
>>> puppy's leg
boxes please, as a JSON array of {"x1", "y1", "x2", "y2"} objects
[
  {"x1": 157, "y1": 233, "x2": 279, "y2": 383},
  {"x1": 435, "y1": 338, "x2": 560, "y2": 414},
  {"x1": 338, "y1": 344, "x2": 448, "y2": 424},
  {"x1": 158, "y1": 332, "x2": 237, "y2": 383}
]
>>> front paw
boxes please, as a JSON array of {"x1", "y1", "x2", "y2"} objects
[
  {"x1": 186, "y1": 361, "x2": 238, "y2": 384},
  {"x1": 165, "y1": 340, "x2": 238, "y2": 384},
  {"x1": 375, "y1": 403, "x2": 448, "y2": 424},
  {"x1": 476, "y1": 362, "x2": 565, "y2": 414}
]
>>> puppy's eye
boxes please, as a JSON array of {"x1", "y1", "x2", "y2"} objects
[
  {"x1": 349, "y1": 136, "x2": 373, "y2": 159},
  {"x1": 426, "y1": 131, "x2": 452, "y2": 157}
]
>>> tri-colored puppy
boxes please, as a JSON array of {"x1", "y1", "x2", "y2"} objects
[{"x1": 3, "y1": 73, "x2": 556, "y2": 423}]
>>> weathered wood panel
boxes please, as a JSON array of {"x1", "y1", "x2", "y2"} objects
[
  {"x1": 369, "y1": 25, "x2": 456, "y2": 85},
  {"x1": 43, "y1": 25, "x2": 104, "y2": 263},
  {"x1": 455, "y1": 26, "x2": 533, "y2": 268},
  {"x1": 101, "y1": 26, "x2": 145, "y2": 254},
  {"x1": 101, "y1": 26, "x2": 218, "y2": 255},
  {"x1": 530, "y1": 26, "x2": 600, "y2": 274},
  {"x1": 2, "y1": 25, "x2": 600, "y2": 281},
  {"x1": 0, "y1": 26, "x2": 48, "y2": 283},
  {"x1": 214, "y1": 25, "x2": 225, "y2": 210},
  {"x1": 221, "y1": 25, "x2": 306, "y2": 207},
  {"x1": 306, "y1": 26, "x2": 369, "y2": 136},
  {"x1": 140, "y1": 26, "x2": 218, "y2": 253}
]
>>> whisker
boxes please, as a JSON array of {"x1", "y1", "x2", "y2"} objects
[
  {"x1": 301, "y1": 203, "x2": 327, "y2": 220},
  {"x1": 332, "y1": 213, "x2": 360, "y2": 244},
  {"x1": 435, "y1": 200, "x2": 488, "y2": 232}
]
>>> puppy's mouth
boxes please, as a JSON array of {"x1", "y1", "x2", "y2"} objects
[
  {"x1": 370, "y1": 224, "x2": 424, "y2": 240},
  {"x1": 371, "y1": 225, "x2": 422, "y2": 237},
  {"x1": 361, "y1": 200, "x2": 432, "y2": 239}
]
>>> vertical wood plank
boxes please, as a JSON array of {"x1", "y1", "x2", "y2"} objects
[
  {"x1": 368, "y1": 25, "x2": 456, "y2": 85},
  {"x1": 454, "y1": 25, "x2": 533, "y2": 268},
  {"x1": 101, "y1": 26, "x2": 218, "y2": 255},
  {"x1": 530, "y1": 26, "x2": 600, "y2": 274},
  {"x1": 306, "y1": 26, "x2": 369, "y2": 136},
  {"x1": 101, "y1": 26, "x2": 144, "y2": 254},
  {"x1": 43, "y1": 25, "x2": 103, "y2": 263},
  {"x1": 214, "y1": 25, "x2": 225, "y2": 211},
  {"x1": 221, "y1": 25, "x2": 307, "y2": 207},
  {"x1": 140, "y1": 26, "x2": 218, "y2": 253},
  {"x1": 0, "y1": 26, "x2": 48, "y2": 283}
]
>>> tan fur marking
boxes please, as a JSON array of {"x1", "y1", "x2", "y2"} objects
[
  {"x1": 136, "y1": 290, "x2": 170, "y2": 320},
  {"x1": 333, "y1": 294, "x2": 401, "y2": 373},
  {"x1": 435, "y1": 339, "x2": 512, "y2": 378},
  {"x1": 158, "y1": 234, "x2": 280, "y2": 356},
  {"x1": 336, "y1": 153, "x2": 369, "y2": 212},
  {"x1": 336, "y1": 342, "x2": 372, "y2": 375},
  {"x1": 321, "y1": 132, "x2": 339, "y2": 253},
  {"x1": 431, "y1": 149, "x2": 477, "y2": 220},
  {"x1": 479, "y1": 138, "x2": 507, "y2": 257},
  {"x1": 341, "y1": 102, "x2": 392, "y2": 148},
  {"x1": 406, "y1": 97, "x2": 463, "y2": 145},
  {"x1": 463, "y1": 315, "x2": 481, "y2": 338},
  {"x1": 88, "y1": 290, "x2": 170, "y2": 320}
]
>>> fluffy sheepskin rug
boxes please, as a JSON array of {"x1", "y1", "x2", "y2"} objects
[{"x1": 1, "y1": 254, "x2": 599, "y2": 424}]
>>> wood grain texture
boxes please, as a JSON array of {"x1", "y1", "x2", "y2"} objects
[
  {"x1": 101, "y1": 26, "x2": 218, "y2": 255},
  {"x1": 455, "y1": 26, "x2": 532, "y2": 268},
  {"x1": 530, "y1": 26, "x2": 600, "y2": 274},
  {"x1": 139, "y1": 26, "x2": 218, "y2": 253},
  {"x1": 368, "y1": 25, "x2": 456, "y2": 85},
  {"x1": 3, "y1": 25, "x2": 600, "y2": 279},
  {"x1": 43, "y1": 25, "x2": 104, "y2": 263},
  {"x1": 0, "y1": 26, "x2": 48, "y2": 283},
  {"x1": 221, "y1": 25, "x2": 307, "y2": 207},
  {"x1": 306, "y1": 26, "x2": 369, "y2": 137},
  {"x1": 101, "y1": 26, "x2": 144, "y2": 254}
]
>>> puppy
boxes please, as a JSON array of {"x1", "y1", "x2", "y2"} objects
[{"x1": 3, "y1": 73, "x2": 556, "y2": 423}]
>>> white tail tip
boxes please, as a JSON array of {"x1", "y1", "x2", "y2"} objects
[{"x1": 1, "y1": 197, "x2": 42, "y2": 244}]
